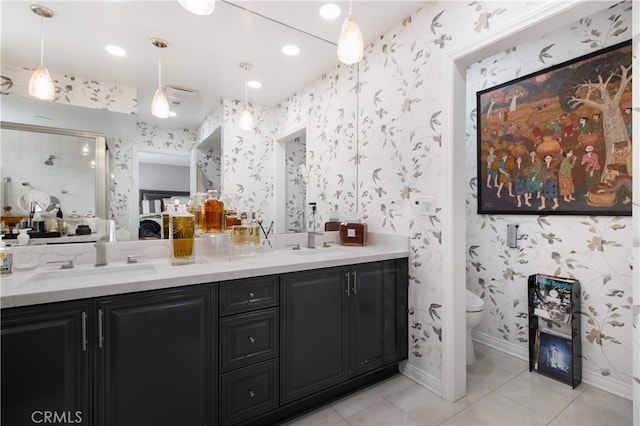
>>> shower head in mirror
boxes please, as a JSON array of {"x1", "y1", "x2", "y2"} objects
[{"x1": 44, "y1": 154, "x2": 55, "y2": 165}]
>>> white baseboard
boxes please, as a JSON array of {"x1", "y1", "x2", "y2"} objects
[
  {"x1": 471, "y1": 329, "x2": 528, "y2": 361},
  {"x1": 400, "y1": 360, "x2": 442, "y2": 397},
  {"x1": 471, "y1": 330, "x2": 633, "y2": 401}
]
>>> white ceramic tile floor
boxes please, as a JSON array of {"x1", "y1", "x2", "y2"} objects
[{"x1": 285, "y1": 344, "x2": 633, "y2": 426}]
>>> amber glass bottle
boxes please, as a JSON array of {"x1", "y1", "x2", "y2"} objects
[
  {"x1": 339, "y1": 220, "x2": 368, "y2": 246},
  {"x1": 203, "y1": 190, "x2": 224, "y2": 233}
]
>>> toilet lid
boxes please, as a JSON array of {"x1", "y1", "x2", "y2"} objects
[{"x1": 466, "y1": 290, "x2": 484, "y2": 311}]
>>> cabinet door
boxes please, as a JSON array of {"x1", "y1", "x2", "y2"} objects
[
  {"x1": 280, "y1": 267, "x2": 349, "y2": 404},
  {"x1": 96, "y1": 287, "x2": 213, "y2": 426},
  {"x1": 350, "y1": 259, "x2": 408, "y2": 375},
  {"x1": 1, "y1": 301, "x2": 91, "y2": 426}
]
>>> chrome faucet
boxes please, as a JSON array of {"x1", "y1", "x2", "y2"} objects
[
  {"x1": 95, "y1": 238, "x2": 108, "y2": 267},
  {"x1": 307, "y1": 231, "x2": 323, "y2": 249}
]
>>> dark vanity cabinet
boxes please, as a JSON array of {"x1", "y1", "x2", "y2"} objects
[
  {"x1": 1, "y1": 257, "x2": 408, "y2": 426},
  {"x1": 280, "y1": 266, "x2": 350, "y2": 404},
  {"x1": 349, "y1": 260, "x2": 408, "y2": 375},
  {"x1": 1, "y1": 300, "x2": 92, "y2": 426},
  {"x1": 96, "y1": 287, "x2": 214, "y2": 426},
  {"x1": 280, "y1": 259, "x2": 408, "y2": 406}
]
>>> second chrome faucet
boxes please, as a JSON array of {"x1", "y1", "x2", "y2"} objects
[{"x1": 95, "y1": 238, "x2": 107, "y2": 267}]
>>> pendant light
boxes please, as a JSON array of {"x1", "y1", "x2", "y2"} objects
[
  {"x1": 238, "y1": 63, "x2": 254, "y2": 131},
  {"x1": 336, "y1": 0, "x2": 364, "y2": 65},
  {"x1": 179, "y1": 0, "x2": 215, "y2": 15},
  {"x1": 150, "y1": 37, "x2": 170, "y2": 119},
  {"x1": 28, "y1": 4, "x2": 55, "y2": 101}
]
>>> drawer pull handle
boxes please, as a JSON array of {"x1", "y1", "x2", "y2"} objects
[
  {"x1": 98, "y1": 308, "x2": 104, "y2": 349},
  {"x1": 249, "y1": 389, "x2": 255, "y2": 398},
  {"x1": 248, "y1": 292, "x2": 255, "y2": 298},
  {"x1": 249, "y1": 336, "x2": 255, "y2": 343},
  {"x1": 81, "y1": 312, "x2": 88, "y2": 352}
]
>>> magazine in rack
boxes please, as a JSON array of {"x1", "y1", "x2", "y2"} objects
[
  {"x1": 535, "y1": 330, "x2": 573, "y2": 384},
  {"x1": 530, "y1": 274, "x2": 575, "y2": 324}
]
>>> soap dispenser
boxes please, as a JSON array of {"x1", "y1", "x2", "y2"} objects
[{"x1": 17, "y1": 228, "x2": 30, "y2": 246}]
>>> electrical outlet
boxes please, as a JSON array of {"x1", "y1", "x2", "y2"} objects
[{"x1": 412, "y1": 196, "x2": 436, "y2": 217}]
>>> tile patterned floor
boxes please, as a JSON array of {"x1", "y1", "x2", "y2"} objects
[{"x1": 285, "y1": 343, "x2": 633, "y2": 426}]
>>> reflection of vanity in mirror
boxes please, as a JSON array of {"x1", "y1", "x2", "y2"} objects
[
  {"x1": 1, "y1": 1, "x2": 359, "y2": 242},
  {"x1": 0, "y1": 121, "x2": 108, "y2": 241}
]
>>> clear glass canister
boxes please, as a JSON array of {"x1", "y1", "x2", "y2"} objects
[
  {"x1": 170, "y1": 205, "x2": 195, "y2": 265},
  {"x1": 231, "y1": 214, "x2": 260, "y2": 246}
]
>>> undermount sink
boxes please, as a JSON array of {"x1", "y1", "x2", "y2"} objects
[
  {"x1": 292, "y1": 247, "x2": 354, "y2": 260},
  {"x1": 22, "y1": 263, "x2": 157, "y2": 287}
]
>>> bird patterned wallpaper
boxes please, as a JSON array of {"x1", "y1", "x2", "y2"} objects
[{"x1": 1, "y1": 0, "x2": 635, "y2": 397}]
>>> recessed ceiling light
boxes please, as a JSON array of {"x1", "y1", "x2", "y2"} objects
[
  {"x1": 319, "y1": 3, "x2": 341, "y2": 20},
  {"x1": 247, "y1": 80, "x2": 262, "y2": 89},
  {"x1": 168, "y1": 111, "x2": 177, "y2": 117},
  {"x1": 282, "y1": 44, "x2": 300, "y2": 56},
  {"x1": 105, "y1": 45, "x2": 126, "y2": 57}
]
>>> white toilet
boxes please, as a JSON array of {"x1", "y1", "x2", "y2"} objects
[{"x1": 465, "y1": 289, "x2": 485, "y2": 365}]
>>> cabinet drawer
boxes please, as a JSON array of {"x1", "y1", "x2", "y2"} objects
[
  {"x1": 220, "y1": 276, "x2": 279, "y2": 316},
  {"x1": 220, "y1": 308, "x2": 279, "y2": 372},
  {"x1": 219, "y1": 359, "x2": 279, "y2": 426}
]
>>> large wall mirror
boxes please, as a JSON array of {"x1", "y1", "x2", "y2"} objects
[
  {"x1": 1, "y1": 1, "x2": 359, "y2": 240},
  {"x1": 0, "y1": 122, "x2": 107, "y2": 223}
]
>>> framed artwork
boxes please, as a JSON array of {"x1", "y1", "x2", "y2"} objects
[{"x1": 476, "y1": 40, "x2": 632, "y2": 215}]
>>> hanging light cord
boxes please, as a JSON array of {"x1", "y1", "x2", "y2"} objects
[
  {"x1": 39, "y1": 17, "x2": 45, "y2": 66},
  {"x1": 157, "y1": 57, "x2": 162, "y2": 89},
  {"x1": 244, "y1": 69, "x2": 248, "y2": 106},
  {"x1": 348, "y1": 0, "x2": 353, "y2": 16}
]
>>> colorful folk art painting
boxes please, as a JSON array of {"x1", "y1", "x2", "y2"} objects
[{"x1": 477, "y1": 41, "x2": 632, "y2": 215}]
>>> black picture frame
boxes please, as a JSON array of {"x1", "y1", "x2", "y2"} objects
[{"x1": 476, "y1": 40, "x2": 632, "y2": 215}]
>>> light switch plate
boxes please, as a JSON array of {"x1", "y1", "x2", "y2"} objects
[{"x1": 412, "y1": 196, "x2": 436, "y2": 217}]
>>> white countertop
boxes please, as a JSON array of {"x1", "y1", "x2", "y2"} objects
[{"x1": 0, "y1": 232, "x2": 409, "y2": 309}]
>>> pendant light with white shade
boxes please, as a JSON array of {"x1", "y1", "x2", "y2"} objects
[
  {"x1": 179, "y1": 0, "x2": 215, "y2": 15},
  {"x1": 28, "y1": 4, "x2": 55, "y2": 101},
  {"x1": 336, "y1": 0, "x2": 364, "y2": 65},
  {"x1": 238, "y1": 63, "x2": 254, "y2": 131},
  {"x1": 150, "y1": 37, "x2": 170, "y2": 119}
]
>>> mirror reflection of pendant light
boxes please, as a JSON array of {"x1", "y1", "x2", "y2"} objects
[
  {"x1": 28, "y1": 4, "x2": 55, "y2": 101},
  {"x1": 336, "y1": 0, "x2": 364, "y2": 65},
  {"x1": 150, "y1": 37, "x2": 170, "y2": 119},
  {"x1": 179, "y1": 0, "x2": 215, "y2": 15},
  {"x1": 238, "y1": 63, "x2": 254, "y2": 131}
]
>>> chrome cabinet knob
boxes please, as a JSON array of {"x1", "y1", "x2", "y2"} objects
[{"x1": 249, "y1": 336, "x2": 255, "y2": 343}]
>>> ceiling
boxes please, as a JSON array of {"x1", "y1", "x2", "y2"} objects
[{"x1": 1, "y1": 1, "x2": 428, "y2": 130}]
